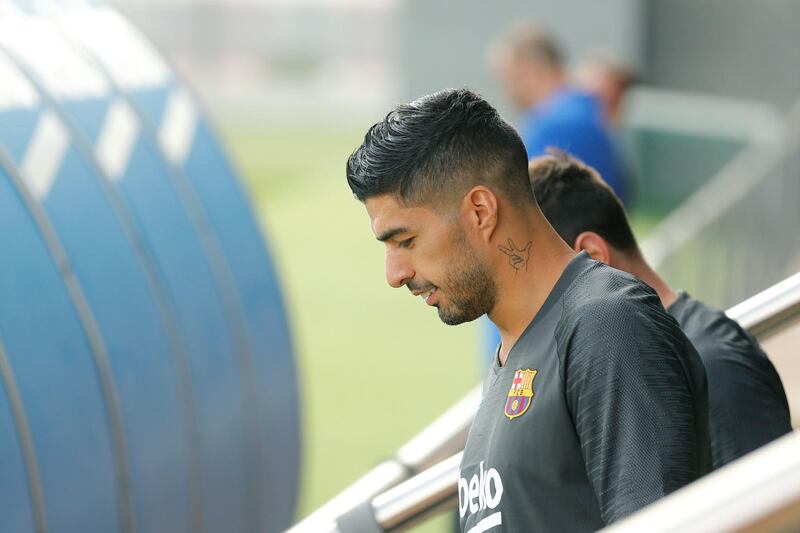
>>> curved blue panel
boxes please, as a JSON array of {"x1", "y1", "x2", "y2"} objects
[
  {"x1": 101, "y1": 123, "x2": 251, "y2": 533},
  {"x1": 0, "y1": 30, "x2": 195, "y2": 533},
  {"x1": 181, "y1": 116, "x2": 300, "y2": 528},
  {"x1": 56, "y1": 9, "x2": 301, "y2": 529},
  {"x1": 0, "y1": 156, "x2": 120, "y2": 532},
  {"x1": 0, "y1": 16, "x2": 253, "y2": 532},
  {"x1": 0, "y1": 339, "x2": 37, "y2": 533},
  {"x1": 0, "y1": 6, "x2": 301, "y2": 532}
]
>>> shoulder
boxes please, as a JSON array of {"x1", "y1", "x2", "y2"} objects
[
  {"x1": 671, "y1": 294, "x2": 784, "y2": 392},
  {"x1": 556, "y1": 262, "x2": 699, "y2": 374},
  {"x1": 670, "y1": 295, "x2": 767, "y2": 365},
  {"x1": 561, "y1": 262, "x2": 667, "y2": 331}
]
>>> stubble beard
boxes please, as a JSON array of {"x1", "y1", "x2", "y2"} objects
[{"x1": 437, "y1": 237, "x2": 497, "y2": 326}]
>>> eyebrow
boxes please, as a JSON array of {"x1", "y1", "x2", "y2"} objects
[{"x1": 376, "y1": 226, "x2": 410, "y2": 242}]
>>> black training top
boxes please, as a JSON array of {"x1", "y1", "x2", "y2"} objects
[
  {"x1": 668, "y1": 292, "x2": 792, "y2": 470},
  {"x1": 458, "y1": 253, "x2": 710, "y2": 533}
]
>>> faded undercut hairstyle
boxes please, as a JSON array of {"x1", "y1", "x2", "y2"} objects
[
  {"x1": 346, "y1": 88, "x2": 535, "y2": 209},
  {"x1": 530, "y1": 149, "x2": 639, "y2": 254}
]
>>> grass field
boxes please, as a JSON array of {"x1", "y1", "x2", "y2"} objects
[{"x1": 219, "y1": 120, "x2": 664, "y2": 532}]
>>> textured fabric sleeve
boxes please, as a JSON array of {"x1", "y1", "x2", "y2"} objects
[
  {"x1": 703, "y1": 339, "x2": 792, "y2": 468},
  {"x1": 559, "y1": 289, "x2": 709, "y2": 524}
]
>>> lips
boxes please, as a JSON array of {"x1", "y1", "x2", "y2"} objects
[
  {"x1": 421, "y1": 288, "x2": 437, "y2": 305},
  {"x1": 410, "y1": 284, "x2": 438, "y2": 305}
]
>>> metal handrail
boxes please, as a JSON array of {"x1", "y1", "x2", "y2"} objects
[
  {"x1": 286, "y1": 387, "x2": 481, "y2": 533},
  {"x1": 726, "y1": 271, "x2": 800, "y2": 339},
  {"x1": 601, "y1": 430, "x2": 800, "y2": 533},
  {"x1": 372, "y1": 453, "x2": 462, "y2": 531},
  {"x1": 294, "y1": 271, "x2": 800, "y2": 532}
]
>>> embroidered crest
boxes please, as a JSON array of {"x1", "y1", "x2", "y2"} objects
[{"x1": 505, "y1": 368, "x2": 538, "y2": 420}]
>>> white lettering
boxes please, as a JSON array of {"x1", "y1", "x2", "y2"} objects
[
  {"x1": 465, "y1": 511, "x2": 503, "y2": 533},
  {"x1": 484, "y1": 468, "x2": 503, "y2": 509},
  {"x1": 468, "y1": 474, "x2": 480, "y2": 514},
  {"x1": 459, "y1": 463, "x2": 505, "y2": 519},
  {"x1": 458, "y1": 476, "x2": 469, "y2": 518},
  {"x1": 478, "y1": 461, "x2": 486, "y2": 510}
]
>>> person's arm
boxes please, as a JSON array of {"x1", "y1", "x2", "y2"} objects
[
  {"x1": 704, "y1": 337, "x2": 792, "y2": 468},
  {"x1": 559, "y1": 292, "x2": 710, "y2": 524}
]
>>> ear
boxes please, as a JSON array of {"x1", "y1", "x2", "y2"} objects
[
  {"x1": 460, "y1": 186, "x2": 498, "y2": 243},
  {"x1": 573, "y1": 231, "x2": 612, "y2": 265}
]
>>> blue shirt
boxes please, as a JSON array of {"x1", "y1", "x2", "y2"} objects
[{"x1": 520, "y1": 88, "x2": 626, "y2": 203}]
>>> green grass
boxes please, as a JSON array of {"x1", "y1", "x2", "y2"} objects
[{"x1": 220, "y1": 121, "x2": 480, "y2": 532}]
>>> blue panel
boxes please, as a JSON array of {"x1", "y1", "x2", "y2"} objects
[
  {"x1": 0, "y1": 341, "x2": 36, "y2": 533},
  {"x1": 0, "y1": 159, "x2": 120, "y2": 532},
  {"x1": 185, "y1": 118, "x2": 300, "y2": 528},
  {"x1": 118, "y1": 79, "x2": 300, "y2": 532},
  {"x1": 85, "y1": 14, "x2": 301, "y2": 527},
  {"x1": 0, "y1": 29, "x2": 252, "y2": 530},
  {"x1": 0, "y1": 47, "x2": 193, "y2": 532},
  {"x1": 53, "y1": 12, "x2": 299, "y2": 531},
  {"x1": 101, "y1": 119, "x2": 251, "y2": 533},
  {"x1": 43, "y1": 144, "x2": 193, "y2": 533},
  {"x1": 0, "y1": 7, "x2": 300, "y2": 532},
  {"x1": 129, "y1": 88, "x2": 169, "y2": 128}
]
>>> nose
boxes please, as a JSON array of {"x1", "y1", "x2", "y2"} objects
[{"x1": 385, "y1": 250, "x2": 414, "y2": 288}]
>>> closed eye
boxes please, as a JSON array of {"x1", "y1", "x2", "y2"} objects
[{"x1": 397, "y1": 237, "x2": 415, "y2": 249}]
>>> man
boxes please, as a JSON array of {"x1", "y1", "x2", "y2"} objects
[
  {"x1": 572, "y1": 52, "x2": 637, "y2": 129},
  {"x1": 530, "y1": 150, "x2": 792, "y2": 470},
  {"x1": 346, "y1": 88, "x2": 710, "y2": 532},
  {"x1": 491, "y1": 23, "x2": 627, "y2": 204}
]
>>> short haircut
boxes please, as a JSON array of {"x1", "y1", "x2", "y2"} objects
[
  {"x1": 346, "y1": 88, "x2": 535, "y2": 209},
  {"x1": 530, "y1": 150, "x2": 639, "y2": 253},
  {"x1": 498, "y1": 22, "x2": 563, "y2": 68}
]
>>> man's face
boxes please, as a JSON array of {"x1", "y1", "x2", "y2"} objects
[
  {"x1": 494, "y1": 53, "x2": 538, "y2": 110},
  {"x1": 365, "y1": 194, "x2": 497, "y2": 325}
]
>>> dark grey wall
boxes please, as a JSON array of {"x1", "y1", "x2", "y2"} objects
[{"x1": 646, "y1": 0, "x2": 800, "y2": 109}]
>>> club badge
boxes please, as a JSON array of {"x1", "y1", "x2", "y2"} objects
[{"x1": 505, "y1": 368, "x2": 538, "y2": 420}]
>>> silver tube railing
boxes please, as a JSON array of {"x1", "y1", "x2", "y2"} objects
[
  {"x1": 291, "y1": 271, "x2": 800, "y2": 532},
  {"x1": 726, "y1": 271, "x2": 800, "y2": 339},
  {"x1": 601, "y1": 430, "x2": 800, "y2": 533},
  {"x1": 371, "y1": 452, "x2": 462, "y2": 531},
  {"x1": 287, "y1": 387, "x2": 482, "y2": 532}
]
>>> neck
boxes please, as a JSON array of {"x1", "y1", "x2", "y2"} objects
[
  {"x1": 623, "y1": 252, "x2": 677, "y2": 309},
  {"x1": 489, "y1": 212, "x2": 575, "y2": 366}
]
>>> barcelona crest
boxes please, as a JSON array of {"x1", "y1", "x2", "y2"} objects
[{"x1": 505, "y1": 369, "x2": 538, "y2": 420}]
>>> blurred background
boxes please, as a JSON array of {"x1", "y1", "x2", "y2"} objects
[{"x1": 96, "y1": 0, "x2": 800, "y2": 530}]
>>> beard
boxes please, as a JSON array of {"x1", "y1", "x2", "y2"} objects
[{"x1": 436, "y1": 234, "x2": 497, "y2": 326}]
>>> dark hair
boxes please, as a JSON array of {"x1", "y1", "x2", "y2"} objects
[
  {"x1": 530, "y1": 149, "x2": 639, "y2": 253},
  {"x1": 346, "y1": 88, "x2": 535, "y2": 209}
]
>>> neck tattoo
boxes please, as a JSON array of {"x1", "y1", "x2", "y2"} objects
[{"x1": 498, "y1": 238, "x2": 532, "y2": 274}]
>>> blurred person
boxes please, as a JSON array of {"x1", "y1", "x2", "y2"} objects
[
  {"x1": 530, "y1": 149, "x2": 792, "y2": 470},
  {"x1": 346, "y1": 88, "x2": 710, "y2": 531},
  {"x1": 490, "y1": 23, "x2": 628, "y2": 204},
  {"x1": 572, "y1": 52, "x2": 637, "y2": 129}
]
